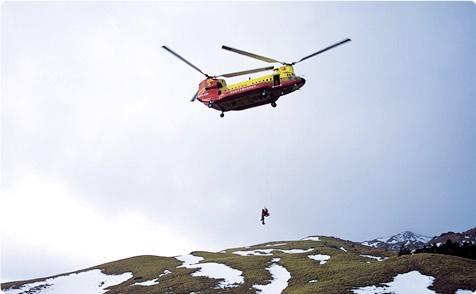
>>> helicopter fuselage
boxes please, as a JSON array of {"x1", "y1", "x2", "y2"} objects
[{"x1": 197, "y1": 65, "x2": 305, "y2": 112}]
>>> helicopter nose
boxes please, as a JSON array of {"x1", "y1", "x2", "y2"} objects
[{"x1": 300, "y1": 77, "x2": 306, "y2": 86}]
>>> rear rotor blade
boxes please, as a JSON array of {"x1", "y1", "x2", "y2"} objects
[
  {"x1": 218, "y1": 66, "x2": 274, "y2": 78},
  {"x1": 222, "y1": 45, "x2": 282, "y2": 64},
  {"x1": 162, "y1": 45, "x2": 209, "y2": 77},
  {"x1": 293, "y1": 38, "x2": 351, "y2": 64}
]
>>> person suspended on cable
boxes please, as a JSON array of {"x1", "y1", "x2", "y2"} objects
[{"x1": 261, "y1": 207, "x2": 270, "y2": 225}]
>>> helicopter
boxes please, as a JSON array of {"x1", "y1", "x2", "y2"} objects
[{"x1": 162, "y1": 38, "x2": 351, "y2": 117}]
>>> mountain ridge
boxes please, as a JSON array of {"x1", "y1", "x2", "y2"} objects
[
  {"x1": 362, "y1": 230, "x2": 432, "y2": 251},
  {"x1": 362, "y1": 227, "x2": 476, "y2": 252},
  {"x1": 427, "y1": 227, "x2": 476, "y2": 246}
]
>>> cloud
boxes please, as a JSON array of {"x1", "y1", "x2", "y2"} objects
[{"x1": 1, "y1": 172, "x2": 196, "y2": 281}]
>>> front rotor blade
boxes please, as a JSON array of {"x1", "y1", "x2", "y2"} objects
[
  {"x1": 162, "y1": 45, "x2": 209, "y2": 77},
  {"x1": 218, "y1": 66, "x2": 274, "y2": 78},
  {"x1": 191, "y1": 91, "x2": 198, "y2": 102},
  {"x1": 294, "y1": 38, "x2": 351, "y2": 64},
  {"x1": 222, "y1": 45, "x2": 282, "y2": 64}
]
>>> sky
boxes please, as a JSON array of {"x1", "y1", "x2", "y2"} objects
[{"x1": 1, "y1": 1, "x2": 475, "y2": 282}]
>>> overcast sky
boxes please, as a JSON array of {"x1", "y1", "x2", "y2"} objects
[{"x1": 1, "y1": 1, "x2": 475, "y2": 282}]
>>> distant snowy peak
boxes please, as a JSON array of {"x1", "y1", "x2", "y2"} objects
[
  {"x1": 386, "y1": 231, "x2": 432, "y2": 244},
  {"x1": 362, "y1": 231, "x2": 431, "y2": 251}
]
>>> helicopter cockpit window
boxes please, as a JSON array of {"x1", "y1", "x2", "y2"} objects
[{"x1": 217, "y1": 82, "x2": 223, "y2": 88}]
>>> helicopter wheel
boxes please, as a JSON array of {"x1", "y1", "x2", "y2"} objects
[
  {"x1": 271, "y1": 102, "x2": 277, "y2": 108},
  {"x1": 220, "y1": 112, "x2": 224, "y2": 118},
  {"x1": 208, "y1": 101, "x2": 213, "y2": 108}
]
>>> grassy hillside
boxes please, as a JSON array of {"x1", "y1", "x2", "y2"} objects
[{"x1": 2, "y1": 236, "x2": 476, "y2": 293}]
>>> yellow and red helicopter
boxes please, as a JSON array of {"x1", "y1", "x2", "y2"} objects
[{"x1": 163, "y1": 39, "x2": 350, "y2": 117}]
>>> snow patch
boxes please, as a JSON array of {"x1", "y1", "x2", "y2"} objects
[
  {"x1": 253, "y1": 260, "x2": 291, "y2": 293},
  {"x1": 176, "y1": 254, "x2": 204, "y2": 267},
  {"x1": 360, "y1": 255, "x2": 388, "y2": 262},
  {"x1": 233, "y1": 248, "x2": 313, "y2": 256},
  {"x1": 340, "y1": 247, "x2": 348, "y2": 252},
  {"x1": 131, "y1": 269, "x2": 171, "y2": 287},
  {"x1": 302, "y1": 236, "x2": 320, "y2": 241},
  {"x1": 132, "y1": 279, "x2": 159, "y2": 287},
  {"x1": 279, "y1": 248, "x2": 314, "y2": 254},
  {"x1": 233, "y1": 249, "x2": 274, "y2": 256},
  {"x1": 159, "y1": 270, "x2": 172, "y2": 277},
  {"x1": 265, "y1": 243, "x2": 287, "y2": 247},
  {"x1": 188, "y1": 263, "x2": 244, "y2": 288},
  {"x1": 176, "y1": 254, "x2": 243, "y2": 288},
  {"x1": 308, "y1": 254, "x2": 331, "y2": 264},
  {"x1": 309, "y1": 279, "x2": 318, "y2": 283},
  {"x1": 352, "y1": 271, "x2": 435, "y2": 293},
  {"x1": 455, "y1": 290, "x2": 476, "y2": 294},
  {"x1": 361, "y1": 241, "x2": 379, "y2": 248},
  {"x1": 3, "y1": 269, "x2": 132, "y2": 294}
]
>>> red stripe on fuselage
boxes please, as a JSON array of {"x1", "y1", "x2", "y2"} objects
[{"x1": 203, "y1": 77, "x2": 305, "y2": 112}]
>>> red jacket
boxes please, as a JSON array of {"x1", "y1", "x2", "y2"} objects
[{"x1": 262, "y1": 208, "x2": 270, "y2": 217}]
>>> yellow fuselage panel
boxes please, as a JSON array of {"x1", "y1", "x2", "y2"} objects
[{"x1": 223, "y1": 65, "x2": 295, "y2": 92}]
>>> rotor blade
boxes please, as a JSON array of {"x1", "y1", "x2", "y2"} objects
[
  {"x1": 162, "y1": 45, "x2": 209, "y2": 77},
  {"x1": 222, "y1": 45, "x2": 282, "y2": 64},
  {"x1": 218, "y1": 66, "x2": 274, "y2": 78},
  {"x1": 293, "y1": 38, "x2": 352, "y2": 64},
  {"x1": 191, "y1": 91, "x2": 198, "y2": 102}
]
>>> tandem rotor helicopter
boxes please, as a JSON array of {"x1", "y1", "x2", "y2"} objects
[{"x1": 162, "y1": 38, "x2": 351, "y2": 117}]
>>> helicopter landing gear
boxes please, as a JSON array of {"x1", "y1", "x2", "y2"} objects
[
  {"x1": 220, "y1": 112, "x2": 224, "y2": 118},
  {"x1": 208, "y1": 101, "x2": 213, "y2": 108},
  {"x1": 271, "y1": 102, "x2": 277, "y2": 108}
]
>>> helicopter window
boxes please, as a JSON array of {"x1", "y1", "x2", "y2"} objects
[
  {"x1": 205, "y1": 85, "x2": 218, "y2": 90},
  {"x1": 217, "y1": 82, "x2": 222, "y2": 88}
]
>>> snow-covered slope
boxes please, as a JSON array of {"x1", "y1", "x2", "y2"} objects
[
  {"x1": 2, "y1": 269, "x2": 132, "y2": 294},
  {"x1": 362, "y1": 231, "x2": 431, "y2": 251}
]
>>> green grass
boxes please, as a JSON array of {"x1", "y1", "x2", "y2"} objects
[{"x1": 2, "y1": 236, "x2": 475, "y2": 293}]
